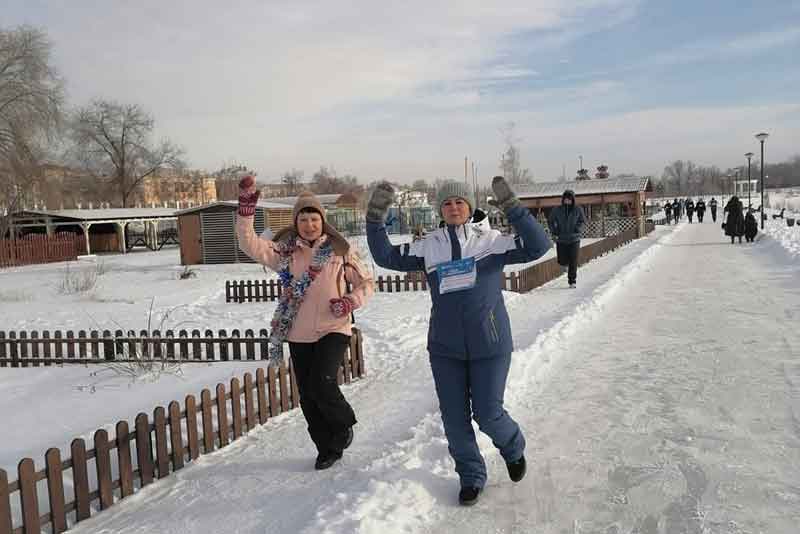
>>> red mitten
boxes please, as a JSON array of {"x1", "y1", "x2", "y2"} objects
[
  {"x1": 238, "y1": 175, "x2": 260, "y2": 217},
  {"x1": 329, "y1": 296, "x2": 354, "y2": 318}
]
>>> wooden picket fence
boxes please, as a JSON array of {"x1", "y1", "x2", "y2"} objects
[
  {"x1": 0, "y1": 328, "x2": 359, "y2": 367},
  {"x1": 0, "y1": 234, "x2": 85, "y2": 268},
  {"x1": 224, "y1": 227, "x2": 645, "y2": 302},
  {"x1": 225, "y1": 279, "x2": 282, "y2": 303},
  {"x1": 225, "y1": 271, "x2": 428, "y2": 302},
  {"x1": 0, "y1": 328, "x2": 364, "y2": 534}
]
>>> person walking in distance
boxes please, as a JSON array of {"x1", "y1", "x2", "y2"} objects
[
  {"x1": 695, "y1": 198, "x2": 706, "y2": 223},
  {"x1": 236, "y1": 176, "x2": 374, "y2": 470},
  {"x1": 724, "y1": 195, "x2": 745, "y2": 244},
  {"x1": 709, "y1": 197, "x2": 718, "y2": 222},
  {"x1": 548, "y1": 190, "x2": 586, "y2": 288},
  {"x1": 664, "y1": 200, "x2": 673, "y2": 225},
  {"x1": 685, "y1": 197, "x2": 695, "y2": 223},
  {"x1": 744, "y1": 208, "x2": 758, "y2": 242},
  {"x1": 366, "y1": 177, "x2": 551, "y2": 506}
]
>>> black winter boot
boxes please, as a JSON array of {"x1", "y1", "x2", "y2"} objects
[
  {"x1": 458, "y1": 486, "x2": 482, "y2": 506},
  {"x1": 506, "y1": 455, "x2": 527, "y2": 482},
  {"x1": 314, "y1": 450, "x2": 343, "y2": 470}
]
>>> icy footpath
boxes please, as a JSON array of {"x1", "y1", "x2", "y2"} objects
[
  {"x1": 429, "y1": 221, "x2": 799, "y2": 533},
  {"x1": 68, "y1": 227, "x2": 672, "y2": 534},
  {"x1": 309, "y1": 226, "x2": 684, "y2": 534}
]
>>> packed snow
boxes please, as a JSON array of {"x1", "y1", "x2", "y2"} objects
[{"x1": 1, "y1": 216, "x2": 798, "y2": 533}]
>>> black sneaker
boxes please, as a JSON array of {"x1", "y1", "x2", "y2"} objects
[
  {"x1": 458, "y1": 486, "x2": 482, "y2": 506},
  {"x1": 506, "y1": 455, "x2": 526, "y2": 482},
  {"x1": 314, "y1": 450, "x2": 343, "y2": 470},
  {"x1": 343, "y1": 427, "x2": 354, "y2": 450}
]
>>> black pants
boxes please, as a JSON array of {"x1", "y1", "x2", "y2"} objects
[
  {"x1": 687, "y1": 212, "x2": 694, "y2": 223},
  {"x1": 711, "y1": 209, "x2": 717, "y2": 222},
  {"x1": 289, "y1": 333, "x2": 356, "y2": 454},
  {"x1": 697, "y1": 212, "x2": 704, "y2": 222},
  {"x1": 556, "y1": 242, "x2": 580, "y2": 285}
]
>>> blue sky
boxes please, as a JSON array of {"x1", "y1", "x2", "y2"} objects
[{"x1": 4, "y1": 0, "x2": 800, "y2": 184}]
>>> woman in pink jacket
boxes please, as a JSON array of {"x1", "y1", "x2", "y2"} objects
[{"x1": 236, "y1": 176, "x2": 374, "y2": 470}]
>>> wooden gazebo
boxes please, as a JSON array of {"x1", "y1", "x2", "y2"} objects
[{"x1": 512, "y1": 176, "x2": 653, "y2": 238}]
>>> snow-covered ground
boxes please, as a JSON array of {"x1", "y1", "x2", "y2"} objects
[
  {"x1": 763, "y1": 207, "x2": 800, "y2": 258},
  {"x1": 2, "y1": 217, "x2": 799, "y2": 533}
]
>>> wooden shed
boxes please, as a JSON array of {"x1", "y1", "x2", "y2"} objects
[
  {"x1": 511, "y1": 176, "x2": 653, "y2": 238},
  {"x1": 8, "y1": 208, "x2": 178, "y2": 254},
  {"x1": 176, "y1": 201, "x2": 293, "y2": 265}
]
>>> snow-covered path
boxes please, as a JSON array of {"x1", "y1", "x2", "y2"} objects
[
  {"x1": 431, "y1": 221, "x2": 800, "y2": 533},
  {"x1": 65, "y1": 221, "x2": 800, "y2": 534}
]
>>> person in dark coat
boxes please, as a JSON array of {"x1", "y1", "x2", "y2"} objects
[
  {"x1": 366, "y1": 177, "x2": 551, "y2": 506},
  {"x1": 724, "y1": 196, "x2": 745, "y2": 244},
  {"x1": 695, "y1": 199, "x2": 706, "y2": 223},
  {"x1": 685, "y1": 198, "x2": 695, "y2": 223},
  {"x1": 709, "y1": 197, "x2": 718, "y2": 222},
  {"x1": 744, "y1": 209, "x2": 758, "y2": 242},
  {"x1": 673, "y1": 198, "x2": 682, "y2": 221},
  {"x1": 664, "y1": 201, "x2": 673, "y2": 224},
  {"x1": 548, "y1": 190, "x2": 586, "y2": 288}
]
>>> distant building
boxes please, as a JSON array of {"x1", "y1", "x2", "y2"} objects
[{"x1": 141, "y1": 169, "x2": 217, "y2": 207}]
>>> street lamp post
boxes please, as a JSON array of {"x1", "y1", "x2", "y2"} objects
[
  {"x1": 744, "y1": 152, "x2": 754, "y2": 209},
  {"x1": 755, "y1": 132, "x2": 769, "y2": 229}
]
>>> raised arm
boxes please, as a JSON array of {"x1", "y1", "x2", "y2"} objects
[
  {"x1": 234, "y1": 176, "x2": 281, "y2": 271},
  {"x1": 488, "y1": 176, "x2": 551, "y2": 265},
  {"x1": 365, "y1": 182, "x2": 426, "y2": 272}
]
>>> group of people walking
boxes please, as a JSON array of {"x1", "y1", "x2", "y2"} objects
[
  {"x1": 662, "y1": 195, "x2": 758, "y2": 243},
  {"x1": 663, "y1": 197, "x2": 713, "y2": 224},
  {"x1": 723, "y1": 196, "x2": 759, "y2": 244},
  {"x1": 236, "y1": 174, "x2": 559, "y2": 506},
  {"x1": 235, "y1": 175, "x2": 758, "y2": 508}
]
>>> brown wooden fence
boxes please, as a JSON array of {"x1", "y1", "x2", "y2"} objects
[
  {"x1": 0, "y1": 329, "x2": 363, "y2": 534},
  {"x1": 0, "y1": 328, "x2": 363, "y2": 368},
  {"x1": 0, "y1": 234, "x2": 85, "y2": 269},
  {"x1": 224, "y1": 227, "x2": 646, "y2": 302},
  {"x1": 225, "y1": 271, "x2": 428, "y2": 302}
]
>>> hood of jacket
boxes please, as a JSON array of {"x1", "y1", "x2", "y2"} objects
[{"x1": 562, "y1": 189, "x2": 576, "y2": 208}]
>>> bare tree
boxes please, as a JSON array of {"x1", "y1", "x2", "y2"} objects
[
  {"x1": 68, "y1": 100, "x2": 184, "y2": 207},
  {"x1": 499, "y1": 122, "x2": 533, "y2": 185},
  {"x1": 661, "y1": 160, "x2": 698, "y2": 196},
  {"x1": 0, "y1": 25, "x2": 64, "y2": 237}
]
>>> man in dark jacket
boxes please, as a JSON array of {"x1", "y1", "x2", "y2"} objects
[
  {"x1": 366, "y1": 177, "x2": 551, "y2": 506},
  {"x1": 548, "y1": 190, "x2": 586, "y2": 288},
  {"x1": 695, "y1": 199, "x2": 706, "y2": 223},
  {"x1": 664, "y1": 201, "x2": 673, "y2": 224},
  {"x1": 672, "y1": 198, "x2": 682, "y2": 222},
  {"x1": 709, "y1": 197, "x2": 718, "y2": 222},
  {"x1": 685, "y1": 198, "x2": 695, "y2": 223}
]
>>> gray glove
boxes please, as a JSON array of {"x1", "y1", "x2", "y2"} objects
[
  {"x1": 366, "y1": 181, "x2": 395, "y2": 223},
  {"x1": 488, "y1": 175, "x2": 520, "y2": 212}
]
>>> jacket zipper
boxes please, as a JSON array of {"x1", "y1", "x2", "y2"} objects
[{"x1": 489, "y1": 311, "x2": 499, "y2": 343}]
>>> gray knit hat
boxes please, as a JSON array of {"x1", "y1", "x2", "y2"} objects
[{"x1": 436, "y1": 181, "x2": 473, "y2": 216}]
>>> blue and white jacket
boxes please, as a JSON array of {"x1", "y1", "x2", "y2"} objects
[{"x1": 367, "y1": 205, "x2": 551, "y2": 360}]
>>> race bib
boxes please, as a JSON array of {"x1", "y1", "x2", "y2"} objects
[{"x1": 437, "y1": 257, "x2": 476, "y2": 294}]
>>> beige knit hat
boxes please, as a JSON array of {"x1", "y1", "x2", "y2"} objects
[{"x1": 273, "y1": 191, "x2": 350, "y2": 255}]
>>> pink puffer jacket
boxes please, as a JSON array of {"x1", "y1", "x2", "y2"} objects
[{"x1": 236, "y1": 215, "x2": 374, "y2": 343}]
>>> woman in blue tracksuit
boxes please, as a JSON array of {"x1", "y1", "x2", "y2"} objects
[{"x1": 366, "y1": 176, "x2": 551, "y2": 506}]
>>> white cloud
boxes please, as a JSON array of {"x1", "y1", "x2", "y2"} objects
[
  {"x1": 6, "y1": 1, "x2": 799, "y2": 183},
  {"x1": 646, "y1": 26, "x2": 800, "y2": 68}
]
